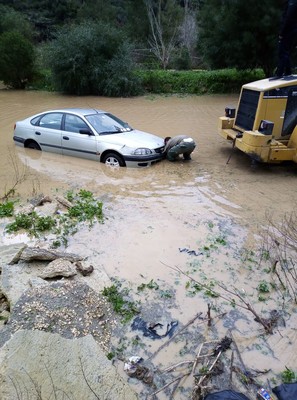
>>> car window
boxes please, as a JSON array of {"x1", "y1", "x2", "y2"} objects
[
  {"x1": 31, "y1": 116, "x2": 40, "y2": 126},
  {"x1": 86, "y1": 113, "x2": 132, "y2": 134},
  {"x1": 38, "y1": 113, "x2": 63, "y2": 130},
  {"x1": 64, "y1": 114, "x2": 89, "y2": 133}
]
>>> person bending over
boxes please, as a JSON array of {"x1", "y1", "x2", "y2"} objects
[{"x1": 163, "y1": 135, "x2": 196, "y2": 161}]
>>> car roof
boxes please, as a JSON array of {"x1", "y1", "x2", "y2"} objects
[{"x1": 36, "y1": 108, "x2": 106, "y2": 117}]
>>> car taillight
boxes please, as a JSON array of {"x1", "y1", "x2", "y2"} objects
[{"x1": 13, "y1": 123, "x2": 16, "y2": 130}]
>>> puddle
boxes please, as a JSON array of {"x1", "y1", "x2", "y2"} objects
[{"x1": 0, "y1": 90, "x2": 297, "y2": 399}]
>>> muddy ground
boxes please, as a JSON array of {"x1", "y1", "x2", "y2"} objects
[{"x1": 0, "y1": 89, "x2": 297, "y2": 399}]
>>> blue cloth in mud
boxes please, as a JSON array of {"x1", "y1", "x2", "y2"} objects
[{"x1": 131, "y1": 316, "x2": 178, "y2": 340}]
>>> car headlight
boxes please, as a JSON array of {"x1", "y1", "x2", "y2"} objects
[{"x1": 133, "y1": 148, "x2": 153, "y2": 155}]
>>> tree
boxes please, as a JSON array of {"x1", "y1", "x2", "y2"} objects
[
  {"x1": 144, "y1": 0, "x2": 183, "y2": 69},
  {"x1": 179, "y1": 0, "x2": 198, "y2": 61},
  {"x1": 2, "y1": 0, "x2": 81, "y2": 41},
  {"x1": 0, "y1": 5, "x2": 33, "y2": 40},
  {"x1": 197, "y1": 0, "x2": 281, "y2": 76},
  {"x1": 44, "y1": 22, "x2": 141, "y2": 96},
  {"x1": 0, "y1": 31, "x2": 35, "y2": 89}
]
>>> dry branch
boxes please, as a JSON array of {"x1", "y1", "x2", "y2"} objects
[{"x1": 163, "y1": 262, "x2": 274, "y2": 334}]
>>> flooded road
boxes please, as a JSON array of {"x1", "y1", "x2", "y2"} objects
[{"x1": 1, "y1": 89, "x2": 297, "y2": 398}]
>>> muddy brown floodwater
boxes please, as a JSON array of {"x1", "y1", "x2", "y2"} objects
[{"x1": 1, "y1": 89, "x2": 297, "y2": 399}]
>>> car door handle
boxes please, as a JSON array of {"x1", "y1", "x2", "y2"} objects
[
  {"x1": 35, "y1": 131, "x2": 41, "y2": 135},
  {"x1": 63, "y1": 136, "x2": 69, "y2": 140}
]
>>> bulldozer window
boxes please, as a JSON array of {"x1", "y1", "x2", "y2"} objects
[{"x1": 282, "y1": 88, "x2": 297, "y2": 136}]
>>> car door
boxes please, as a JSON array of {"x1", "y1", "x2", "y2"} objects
[
  {"x1": 35, "y1": 112, "x2": 63, "y2": 154},
  {"x1": 61, "y1": 114, "x2": 100, "y2": 161}
]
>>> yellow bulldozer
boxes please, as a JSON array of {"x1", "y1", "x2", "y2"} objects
[{"x1": 218, "y1": 75, "x2": 297, "y2": 163}]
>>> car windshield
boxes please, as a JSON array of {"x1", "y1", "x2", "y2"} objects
[{"x1": 86, "y1": 113, "x2": 132, "y2": 135}]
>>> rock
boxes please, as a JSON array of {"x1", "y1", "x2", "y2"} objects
[
  {"x1": 38, "y1": 258, "x2": 77, "y2": 279},
  {"x1": 1, "y1": 281, "x2": 115, "y2": 349},
  {"x1": 0, "y1": 244, "x2": 111, "y2": 308},
  {"x1": 14, "y1": 203, "x2": 34, "y2": 215},
  {"x1": 0, "y1": 330, "x2": 138, "y2": 400},
  {"x1": 0, "y1": 243, "x2": 27, "y2": 268},
  {"x1": 75, "y1": 260, "x2": 94, "y2": 276},
  {"x1": 19, "y1": 247, "x2": 83, "y2": 262},
  {"x1": 1, "y1": 260, "x2": 48, "y2": 307},
  {"x1": 33, "y1": 195, "x2": 53, "y2": 206},
  {"x1": 29, "y1": 194, "x2": 49, "y2": 206},
  {"x1": 0, "y1": 309, "x2": 9, "y2": 325},
  {"x1": 34, "y1": 202, "x2": 58, "y2": 217},
  {"x1": 56, "y1": 195, "x2": 73, "y2": 209}
]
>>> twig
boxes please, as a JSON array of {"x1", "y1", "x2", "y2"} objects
[
  {"x1": 191, "y1": 342, "x2": 204, "y2": 375},
  {"x1": 169, "y1": 376, "x2": 184, "y2": 400},
  {"x1": 160, "y1": 360, "x2": 194, "y2": 374},
  {"x1": 78, "y1": 356, "x2": 100, "y2": 400},
  {"x1": 198, "y1": 350, "x2": 222, "y2": 387},
  {"x1": 164, "y1": 262, "x2": 274, "y2": 334},
  {"x1": 230, "y1": 350, "x2": 234, "y2": 386},
  {"x1": 207, "y1": 303, "x2": 212, "y2": 327},
  {"x1": 148, "y1": 372, "x2": 191, "y2": 398},
  {"x1": 229, "y1": 331, "x2": 247, "y2": 372}
]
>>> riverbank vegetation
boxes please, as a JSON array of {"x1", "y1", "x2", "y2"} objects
[{"x1": 0, "y1": 0, "x2": 291, "y2": 95}]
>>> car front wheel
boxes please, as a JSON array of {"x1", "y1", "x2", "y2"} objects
[{"x1": 102, "y1": 152, "x2": 125, "y2": 167}]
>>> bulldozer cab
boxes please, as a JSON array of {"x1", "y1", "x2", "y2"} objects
[{"x1": 218, "y1": 75, "x2": 297, "y2": 164}]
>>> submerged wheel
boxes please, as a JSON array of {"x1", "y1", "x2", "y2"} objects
[
  {"x1": 26, "y1": 141, "x2": 41, "y2": 150},
  {"x1": 102, "y1": 152, "x2": 125, "y2": 167}
]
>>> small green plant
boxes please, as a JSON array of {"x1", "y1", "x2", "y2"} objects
[
  {"x1": 137, "y1": 279, "x2": 159, "y2": 291},
  {"x1": 207, "y1": 221, "x2": 214, "y2": 229},
  {"x1": 258, "y1": 294, "x2": 267, "y2": 302},
  {"x1": 102, "y1": 283, "x2": 140, "y2": 323},
  {"x1": 67, "y1": 189, "x2": 104, "y2": 224},
  {"x1": 4, "y1": 189, "x2": 104, "y2": 245},
  {"x1": 185, "y1": 281, "x2": 202, "y2": 297},
  {"x1": 281, "y1": 367, "x2": 296, "y2": 383},
  {"x1": 107, "y1": 352, "x2": 115, "y2": 360},
  {"x1": 204, "y1": 281, "x2": 219, "y2": 298},
  {"x1": 258, "y1": 281, "x2": 270, "y2": 293},
  {"x1": 0, "y1": 201, "x2": 14, "y2": 217},
  {"x1": 199, "y1": 366, "x2": 209, "y2": 375},
  {"x1": 261, "y1": 249, "x2": 270, "y2": 261},
  {"x1": 160, "y1": 290, "x2": 173, "y2": 299},
  {"x1": 215, "y1": 236, "x2": 227, "y2": 246},
  {"x1": 5, "y1": 212, "x2": 56, "y2": 237}
]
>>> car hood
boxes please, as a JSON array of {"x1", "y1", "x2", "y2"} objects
[{"x1": 99, "y1": 129, "x2": 164, "y2": 149}]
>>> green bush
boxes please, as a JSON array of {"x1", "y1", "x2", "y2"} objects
[
  {"x1": 0, "y1": 31, "x2": 36, "y2": 89},
  {"x1": 135, "y1": 68, "x2": 265, "y2": 95},
  {"x1": 44, "y1": 22, "x2": 142, "y2": 96}
]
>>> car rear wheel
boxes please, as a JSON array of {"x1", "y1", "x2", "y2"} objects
[
  {"x1": 26, "y1": 141, "x2": 41, "y2": 150},
  {"x1": 102, "y1": 152, "x2": 125, "y2": 167}
]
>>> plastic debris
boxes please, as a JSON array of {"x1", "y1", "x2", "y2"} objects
[
  {"x1": 257, "y1": 388, "x2": 272, "y2": 400},
  {"x1": 124, "y1": 356, "x2": 142, "y2": 375}
]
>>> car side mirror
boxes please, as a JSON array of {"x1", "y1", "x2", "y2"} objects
[{"x1": 79, "y1": 129, "x2": 93, "y2": 136}]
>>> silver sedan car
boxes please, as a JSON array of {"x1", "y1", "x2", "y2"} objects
[{"x1": 13, "y1": 108, "x2": 165, "y2": 167}]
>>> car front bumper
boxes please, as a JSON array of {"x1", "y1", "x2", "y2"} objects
[{"x1": 123, "y1": 153, "x2": 164, "y2": 167}]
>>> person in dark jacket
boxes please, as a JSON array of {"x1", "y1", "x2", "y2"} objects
[
  {"x1": 275, "y1": 0, "x2": 297, "y2": 77},
  {"x1": 163, "y1": 135, "x2": 196, "y2": 161}
]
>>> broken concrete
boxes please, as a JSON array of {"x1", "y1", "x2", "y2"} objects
[{"x1": 0, "y1": 330, "x2": 138, "y2": 400}]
